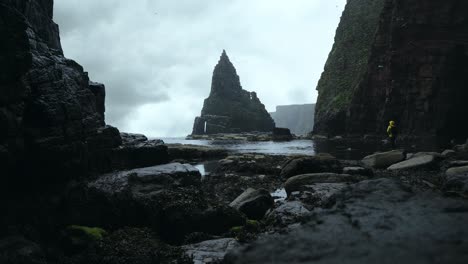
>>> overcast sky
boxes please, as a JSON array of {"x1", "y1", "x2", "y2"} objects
[{"x1": 54, "y1": 0, "x2": 346, "y2": 137}]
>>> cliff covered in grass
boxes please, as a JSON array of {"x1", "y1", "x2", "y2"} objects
[{"x1": 314, "y1": 0, "x2": 468, "y2": 144}]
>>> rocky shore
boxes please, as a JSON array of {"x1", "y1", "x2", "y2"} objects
[
  {"x1": 3, "y1": 0, "x2": 468, "y2": 263},
  {"x1": 4, "y1": 133, "x2": 468, "y2": 263}
]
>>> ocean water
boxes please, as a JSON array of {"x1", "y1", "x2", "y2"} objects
[
  {"x1": 161, "y1": 137, "x2": 315, "y2": 156},
  {"x1": 159, "y1": 137, "x2": 386, "y2": 160}
]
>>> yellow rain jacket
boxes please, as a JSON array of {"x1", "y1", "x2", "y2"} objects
[{"x1": 387, "y1": 121, "x2": 396, "y2": 138}]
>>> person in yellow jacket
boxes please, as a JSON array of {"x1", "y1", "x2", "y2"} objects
[{"x1": 387, "y1": 120, "x2": 398, "y2": 148}]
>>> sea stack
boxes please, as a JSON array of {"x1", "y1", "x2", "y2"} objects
[{"x1": 192, "y1": 50, "x2": 275, "y2": 134}]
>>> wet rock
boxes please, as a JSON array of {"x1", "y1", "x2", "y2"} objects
[
  {"x1": 192, "y1": 50, "x2": 275, "y2": 134},
  {"x1": 361, "y1": 150, "x2": 405, "y2": 169},
  {"x1": 167, "y1": 144, "x2": 228, "y2": 161},
  {"x1": 75, "y1": 163, "x2": 202, "y2": 227},
  {"x1": 63, "y1": 225, "x2": 107, "y2": 253},
  {"x1": 79, "y1": 163, "x2": 244, "y2": 243},
  {"x1": 342, "y1": 166, "x2": 373, "y2": 176},
  {"x1": 0, "y1": 236, "x2": 45, "y2": 264},
  {"x1": 412, "y1": 152, "x2": 443, "y2": 159},
  {"x1": 81, "y1": 227, "x2": 192, "y2": 264},
  {"x1": 217, "y1": 154, "x2": 287, "y2": 175},
  {"x1": 230, "y1": 188, "x2": 274, "y2": 220},
  {"x1": 91, "y1": 139, "x2": 169, "y2": 173},
  {"x1": 441, "y1": 149, "x2": 456, "y2": 158},
  {"x1": 280, "y1": 154, "x2": 341, "y2": 179},
  {"x1": 449, "y1": 160, "x2": 468, "y2": 167},
  {"x1": 387, "y1": 154, "x2": 436, "y2": 171},
  {"x1": 272, "y1": 127, "x2": 293, "y2": 141},
  {"x1": 444, "y1": 173, "x2": 468, "y2": 196},
  {"x1": 89, "y1": 163, "x2": 201, "y2": 195},
  {"x1": 266, "y1": 201, "x2": 311, "y2": 226},
  {"x1": 225, "y1": 178, "x2": 468, "y2": 263},
  {"x1": 284, "y1": 173, "x2": 354, "y2": 196},
  {"x1": 300, "y1": 183, "x2": 349, "y2": 207},
  {"x1": 120, "y1": 132, "x2": 148, "y2": 145},
  {"x1": 287, "y1": 183, "x2": 349, "y2": 208},
  {"x1": 1, "y1": 0, "x2": 115, "y2": 180},
  {"x1": 446, "y1": 165, "x2": 468, "y2": 177},
  {"x1": 183, "y1": 238, "x2": 240, "y2": 264}
]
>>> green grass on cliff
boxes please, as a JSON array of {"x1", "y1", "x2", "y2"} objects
[{"x1": 315, "y1": 0, "x2": 386, "y2": 119}]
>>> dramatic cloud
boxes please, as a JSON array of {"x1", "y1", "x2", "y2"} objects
[{"x1": 54, "y1": 0, "x2": 346, "y2": 137}]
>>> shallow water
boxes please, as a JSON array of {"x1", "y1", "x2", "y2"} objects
[
  {"x1": 160, "y1": 137, "x2": 388, "y2": 160},
  {"x1": 162, "y1": 137, "x2": 316, "y2": 156},
  {"x1": 271, "y1": 188, "x2": 287, "y2": 202}
]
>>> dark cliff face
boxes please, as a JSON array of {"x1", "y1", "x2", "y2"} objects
[
  {"x1": 0, "y1": 0, "x2": 111, "y2": 182},
  {"x1": 314, "y1": 0, "x2": 468, "y2": 143},
  {"x1": 192, "y1": 51, "x2": 275, "y2": 134},
  {"x1": 270, "y1": 104, "x2": 315, "y2": 136}
]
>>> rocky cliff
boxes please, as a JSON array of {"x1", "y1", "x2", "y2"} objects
[
  {"x1": 314, "y1": 0, "x2": 468, "y2": 144},
  {"x1": 270, "y1": 104, "x2": 315, "y2": 135},
  {"x1": 192, "y1": 51, "x2": 275, "y2": 134},
  {"x1": 0, "y1": 0, "x2": 122, "y2": 183}
]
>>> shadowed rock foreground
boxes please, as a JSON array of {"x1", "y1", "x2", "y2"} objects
[
  {"x1": 2, "y1": 0, "x2": 468, "y2": 263},
  {"x1": 225, "y1": 177, "x2": 468, "y2": 264}
]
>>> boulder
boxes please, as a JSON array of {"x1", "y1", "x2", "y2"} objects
[
  {"x1": 266, "y1": 201, "x2": 311, "y2": 226},
  {"x1": 446, "y1": 165, "x2": 468, "y2": 177},
  {"x1": 229, "y1": 188, "x2": 274, "y2": 220},
  {"x1": 90, "y1": 139, "x2": 169, "y2": 173},
  {"x1": 387, "y1": 154, "x2": 436, "y2": 170},
  {"x1": 90, "y1": 163, "x2": 201, "y2": 194},
  {"x1": 444, "y1": 174, "x2": 468, "y2": 196},
  {"x1": 272, "y1": 127, "x2": 293, "y2": 141},
  {"x1": 441, "y1": 149, "x2": 456, "y2": 158},
  {"x1": 280, "y1": 154, "x2": 341, "y2": 179},
  {"x1": 167, "y1": 144, "x2": 228, "y2": 161},
  {"x1": 120, "y1": 132, "x2": 148, "y2": 145},
  {"x1": 444, "y1": 164, "x2": 468, "y2": 196},
  {"x1": 361, "y1": 150, "x2": 405, "y2": 169},
  {"x1": 183, "y1": 238, "x2": 240, "y2": 264},
  {"x1": 284, "y1": 173, "x2": 354, "y2": 196},
  {"x1": 289, "y1": 183, "x2": 349, "y2": 208},
  {"x1": 412, "y1": 152, "x2": 443, "y2": 159},
  {"x1": 449, "y1": 160, "x2": 468, "y2": 167},
  {"x1": 68, "y1": 163, "x2": 244, "y2": 243}
]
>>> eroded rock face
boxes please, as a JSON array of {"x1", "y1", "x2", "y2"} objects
[
  {"x1": 192, "y1": 51, "x2": 275, "y2": 134},
  {"x1": 0, "y1": 0, "x2": 113, "y2": 182},
  {"x1": 314, "y1": 0, "x2": 468, "y2": 144}
]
